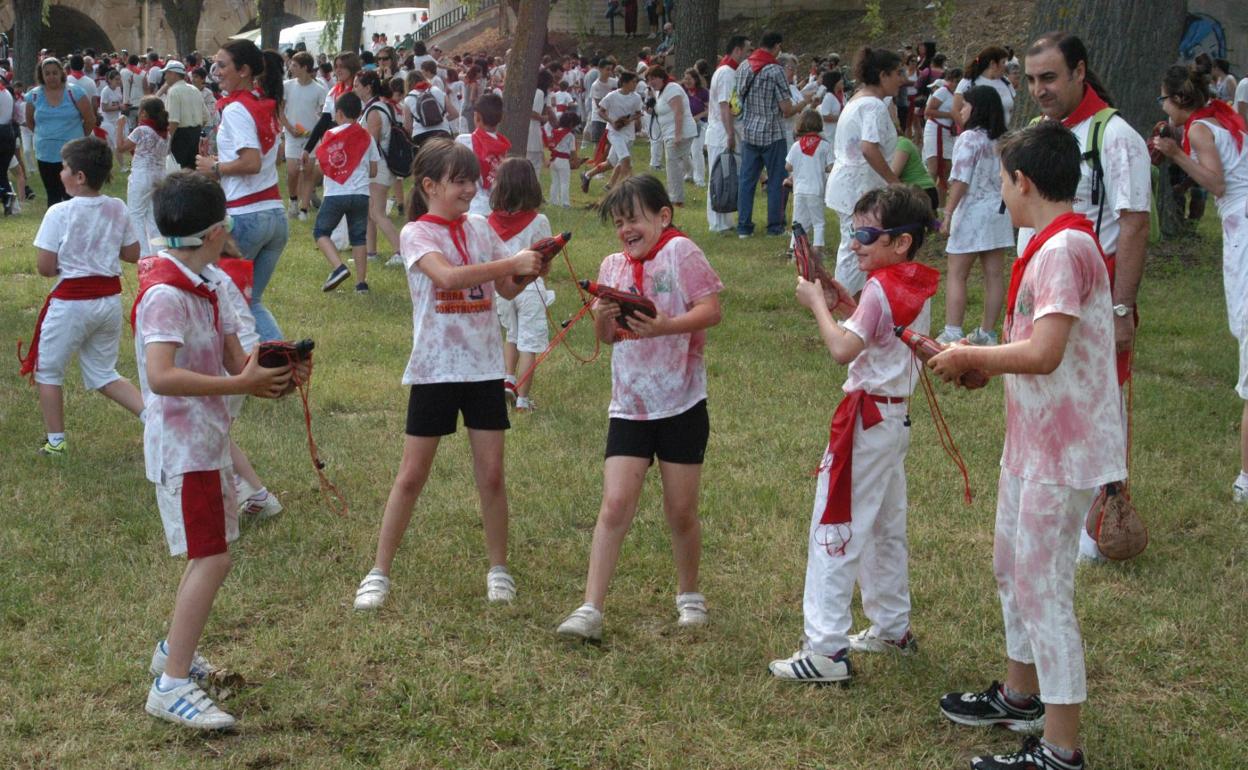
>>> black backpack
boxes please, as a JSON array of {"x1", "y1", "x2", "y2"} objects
[
  {"x1": 367, "y1": 101, "x2": 413, "y2": 178},
  {"x1": 410, "y1": 89, "x2": 445, "y2": 129}
]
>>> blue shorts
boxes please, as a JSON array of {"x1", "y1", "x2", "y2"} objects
[{"x1": 313, "y1": 194, "x2": 369, "y2": 245}]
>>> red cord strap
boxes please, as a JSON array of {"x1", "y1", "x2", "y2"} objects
[
  {"x1": 513, "y1": 242, "x2": 601, "y2": 392},
  {"x1": 915, "y1": 359, "x2": 973, "y2": 505}
]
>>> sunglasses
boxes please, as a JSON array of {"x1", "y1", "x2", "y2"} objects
[
  {"x1": 378, "y1": 56, "x2": 391, "y2": 61},
  {"x1": 851, "y1": 222, "x2": 924, "y2": 245}
]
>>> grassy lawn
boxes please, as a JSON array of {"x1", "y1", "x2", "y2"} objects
[{"x1": 1, "y1": 148, "x2": 1245, "y2": 769}]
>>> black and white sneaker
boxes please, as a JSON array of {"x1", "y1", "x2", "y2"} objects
[
  {"x1": 940, "y1": 681, "x2": 1045, "y2": 732},
  {"x1": 768, "y1": 647, "x2": 852, "y2": 683},
  {"x1": 322, "y1": 264, "x2": 350, "y2": 292},
  {"x1": 971, "y1": 736, "x2": 1084, "y2": 769}
]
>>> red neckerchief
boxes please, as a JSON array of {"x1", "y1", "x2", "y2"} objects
[
  {"x1": 1185, "y1": 99, "x2": 1247, "y2": 154},
  {"x1": 487, "y1": 209, "x2": 538, "y2": 242},
  {"x1": 798, "y1": 134, "x2": 822, "y2": 156},
  {"x1": 127, "y1": 64, "x2": 143, "y2": 75},
  {"x1": 130, "y1": 255, "x2": 220, "y2": 331},
  {"x1": 330, "y1": 80, "x2": 351, "y2": 100},
  {"x1": 544, "y1": 126, "x2": 572, "y2": 150},
  {"x1": 316, "y1": 122, "x2": 372, "y2": 184},
  {"x1": 411, "y1": 81, "x2": 431, "y2": 92},
  {"x1": 92, "y1": 126, "x2": 108, "y2": 140},
  {"x1": 18, "y1": 276, "x2": 122, "y2": 381},
  {"x1": 624, "y1": 225, "x2": 684, "y2": 293},
  {"x1": 718, "y1": 55, "x2": 738, "y2": 70},
  {"x1": 1061, "y1": 84, "x2": 1109, "y2": 129},
  {"x1": 218, "y1": 257, "x2": 254, "y2": 304},
  {"x1": 747, "y1": 48, "x2": 779, "y2": 74},
  {"x1": 139, "y1": 117, "x2": 168, "y2": 139},
  {"x1": 216, "y1": 89, "x2": 279, "y2": 153},
  {"x1": 418, "y1": 213, "x2": 472, "y2": 265},
  {"x1": 834, "y1": 89, "x2": 845, "y2": 108},
  {"x1": 471, "y1": 127, "x2": 510, "y2": 190},
  {"x1": 1005, "y1": 212, "x2": 1102, "y2": 340},
  {"x1": 869, "y1": 261, "x2": 940, "y2": 327},
  {"x1": 68, "y1": 69, "x2": 84, "y2": 79}
]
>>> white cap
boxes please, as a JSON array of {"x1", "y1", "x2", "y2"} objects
[{"x1": 163, "y1": 59, "x2": 186, "y2": 75}]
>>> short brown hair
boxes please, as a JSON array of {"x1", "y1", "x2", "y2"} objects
[
  {"x1": 474, "y1": 92, "x2": 503, "y2": 127},
  {"x1": 291, "y1": 51, "x2": 314, "y2": 73},
  {"x1": 489, "y1": 157, "x2": 544, "y2": 213},
  {"x1": 61, "y1": 136, "x2": 112, "y2": 191}
]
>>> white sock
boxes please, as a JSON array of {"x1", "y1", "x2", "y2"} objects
[
  {"x1": 157, "y1": 672, "x2": 190, "y2": 691},
  {"x1": 1236, "y1": 471, "x2": 1248, "y2": 489},
  {"x1": 235, "y1": 476, "x2": 259, "y2": 502},
  {"x1": 504, "y1": 375, "x2": 517, "y2": 388},
  {"x1": 47, "y1": 432, "x2": 65, "y2": 445},
  {"x1": 1078, "y1": 528, "x2": 1103, "y2": 559},
  {"x1": 247, "y1": 486, "x2": 269, "y2": 502},
  {"x1": 488, "y1": 564, "x2": 511, "y2": 576}
]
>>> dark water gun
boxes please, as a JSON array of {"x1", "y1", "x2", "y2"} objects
[
  {"x1": 516, "y1": 231, "x2": 572, "y2": 287},
  {"x1": 894, "y1": 326, "x2": 990, "y2": 390},
  {"x1": 578, "y1": 280, "x2": 657, "y2": 328}
]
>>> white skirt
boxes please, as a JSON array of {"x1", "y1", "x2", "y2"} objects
[{"x1": 946, "y1": 198, "x2": 1014, "y2": 254}]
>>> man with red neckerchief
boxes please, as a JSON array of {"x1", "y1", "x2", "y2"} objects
[
  {"x1": 1017, "y1": 32, "x2": 1150, "y2": 564},
  {"x1": 705, "y1": 35, "x2": 749, "y2": 233}
]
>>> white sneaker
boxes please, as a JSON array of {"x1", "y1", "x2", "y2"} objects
[
  {"x1": 768, "y1": 649, "x2": 852, "y2": 683},
  {"x1": 1077, "y1": 529, "x2": 1107, "y2": 565},
  {"x1": 675, "y1": 592, "x2": 708, "y2": 627},
  {"x1": 386, "y1": 253, "x2": 405, "y2": 268},
  {"x1": 935, "y1": 327, "x2": 964, "y2": 345},
  {"x1": 556, "y1": 603, "x2": 603, "y2": 642},
  {"x1": 514, "y1": 396, "x2": 535, "y2": 412},
  {"x1": 848, "y1": 627, "x2": 917, "y2": 655},
  {"x1": 297, "y1": 210, "x2": 308, "y2": 222},
  {"x1": 966, "y1": 328, "x2": 999, "y2": 346},
  {"x1": 287, "y1": 200, "x2": 298, "y2": 217},
  {"x1": 145, "y1": 679, "x2": 236, "y2": 730},
  {"x1": 1233, "y1": 482, "x2": 1248, "y2": 504},
  {"x1": 240, "y1": 490, "x2": 283, "y2": 519},
  {"x1": 486, "y1": 566, "x2": 516, "y2": 603},
  {"x1": 353, "y1": 568, "x2": 391, "y2": 610},
  {"x1": 148, "y1": 639, "x2": 220, "y2": 680}
]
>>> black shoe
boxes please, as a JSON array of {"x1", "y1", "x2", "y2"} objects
[
  {"x1": 940, "y1": 681, "x2": 1045, "y2": 732},
  {"x1": 971, "y1": 736, "x2": 1084, "y2": 770},
  {"x1": 3, "y1": 192, "x2": 13, "y2": 216},
  {"x1": 355, "y1": 281, "x2": 370, "y2": 294},
  {"x1": 24, "y1": 185, "x2": 35, "y2": 201},
  {"x1": 322, "y1": 264, "x2": 350, "y2": 292}
]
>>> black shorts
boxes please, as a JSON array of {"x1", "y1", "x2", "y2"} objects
[
  {"x1": 924, "y1": 186, "x2": 939, "y2": 211},
  {"x1": 405, "y1": 380, "x2": 510, "y2": 436},
  {"x1": 604, "y1": 400, "x2": 709, "y2": 464}
]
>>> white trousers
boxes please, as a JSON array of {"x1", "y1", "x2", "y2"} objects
[
  {"x1": 802, "y1": 402, "x2": 911, "y2": 655},
  {"x1": 127, "y1": 169, "x2": 163, "y2": 253},
  {"x1": 690, "y1": 124, "x2": 706, "y2": 186},
  {"x1": 549, "y1": 158, "x2": 571, "y2": 207},
  {"x1": 994, "y1": 471, "x2": 1096, "y2": 704},
  {"x1": 834, "y1": 212, "x2": 867, "y2": 295},
  {"x1": 792, "y1": 193, "x2": 825, "y2": 247},
  {"x1": 649, "y1": 134, "x2": 663, "y2": 168},
  {"x1": 705, "y1": 143, "x2": 734, "y2": 232}
]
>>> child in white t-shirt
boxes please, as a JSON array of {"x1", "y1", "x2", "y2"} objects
[
  {"x1": 581, "y1": 71, "x2": 643, "y2": 193},
  {"x1": 311, "y1": 92, "x2": 379, "y2": 293},
  {"x1": 556, "y1": 175, "x2": 724, "y2": 643},
  {"x1": 20, "y1": 137, "x2": 144, "y2": 456},
  {"x1": 923, "y1": 68, "x2": 960, "y2": 201},
  {"x1": 769, "y1": 184, "x2": 937, "y2": 684},
  {"x1": 353, "y1": 139, "x2": 547, "y2": 612},
  {"x1": 545, "y1": 111, "x2": 580, "y2": 207},
  {"x1": 114, "y1": 97, "x2": 171, "y2": 251},
  {"x1": 785, "y1": 109, "x2": 834, "y2": 251}
]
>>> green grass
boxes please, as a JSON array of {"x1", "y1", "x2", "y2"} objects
[{"x1": 1, "y1": 150, "x2": 1245, "y2": 769}]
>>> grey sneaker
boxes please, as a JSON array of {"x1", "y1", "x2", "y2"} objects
[
  {"x1": 486, "y1": 566, "x2": 516, "y2": 604},
  {"x1": 1233, "y1": 482, "x2": 1248, "y2": 504},
  {"x1": 556, "y1": 603, "x2": 603, "y2": 642},
  {"x1": 935, "y1": 327, "x2": 965, "y2": 345},
  {"x1": 675, "y1": 592, "x2": 708, "y2": 627},
  {"x1": 966, "y1": 328, "x2": 999, "y2": 346},
  {"x1": 848, "y1": 627, "x2": 917, "y2": 655}
]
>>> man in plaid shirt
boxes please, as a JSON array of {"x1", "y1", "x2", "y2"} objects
[{"x1": 733, "y1": 31, "x2": 804, "y2": 238}]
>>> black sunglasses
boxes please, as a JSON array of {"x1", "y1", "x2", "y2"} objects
[{"x1": 851, "y1": 223, "x2": 925, "y2": 245}]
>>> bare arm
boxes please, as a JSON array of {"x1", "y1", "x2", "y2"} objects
[
  {"x1": 114, "y1": 117, "x2": 136, "y2": 152},
  {"x1": 624, "y1": 293, "x2": 722, "y2": 339},
  {"x1": 930, "y1": 313, "x2": 1076, "y2": 382},
  {"x1": 145, "y1": 341, "x2": 290, "y2": 398},
  {"x1": 36, "y1": 248, "x2": 58, "y2": 277},
  {"x1": 75, "y1": 93, "x2": 96, "y2": 135},
  {"x1": 889, "y1": 148, "x2": 908, "y2": 178},
  {"x1": 1159, "y1": 123, "x2": 1226, "y2": 198},
  {"x1": 416, "y1": 249, "x2": 542, "y2": 292},
  {"x1": 942, "y1": 180, "x2": 969, "y2": 232},
  {"x1": 120, "y1": 242, "x2": 141, "y2": 264},
  {"x1": 796, "y1": 278, "x2": 865, "y2": 364},
  {"x1": 1111, "y1": 210, "x2": 1149, "y2": 352},
  {"x1": 197, "y1": 146, "x2": 262, "y2": 177},
  {"x1": 950, "y1": 92, "x2": 966, "y2": 129}
]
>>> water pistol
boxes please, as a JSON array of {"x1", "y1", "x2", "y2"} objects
[
  {"x1": 516, "y1": 231, "x2": 572, "y2": 287},
  {"x1": 578, "y1": 280, "x2": 658, "y2": 328},
  {"x1": 894, "y1": 326, "x2": 990, "y2": 390}
]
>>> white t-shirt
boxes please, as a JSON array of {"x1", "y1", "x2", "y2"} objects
[
  {"x1": 653, "y1": 81, "x2": 696, "y2": 142},
  {"x1": 589, "y1": 75, "x2": 617, "y2": 122},
  {"x1": 1002, "y1": 229, "x2": 1125, "y2": 487},
  {"x1": 203, "y1": 262, "x2": 258, "y2": 354},
  {"x1": 404, "y1": 87, "x2": 451, "y2": 136},
  {"x1": 321, "y1": 123, "x2": 380, "y2": 197},
  {"x1": 217, "y1": 101, "x2": 283, "y2": 214},
  {"x1": 1193, "y1": 120, "x2": 1248, "y2": 337},
  {"x1": 842, "y1": 278, "x2": 931, "y2": 397},
  {"x1": 527, "y1": 90, "x2": 546, "y2": 152},
  {"x1": 955, "y1": 76, "x2": 1015, "y2": 125},
  {"x1": 146, "y1": 66, "x2": 163, "y2": 91},
  {"x1": 947, "y1": 128, "x2": 1013, "y2": 254},
  {"x1": 120, "y1": 67, "x2": 144, "y2": 107},
  {"x1": 33, "y1": 195, "x2": 137, "y2": 279},
  {"x1": 1235, "y1": 77, "x2": 1248, "y2": 111},
  {"x1": 134, "y1": 253, "x2": 242, "y2": 484},
  {"x1": 595, "y1": 235, "x2": 724, "y2": 420},
  {"x1": 361, "y1": 98, "x2": 395, "y2": 154},
  {"x1": 785, "y1": 137, "x2": 834, "y2": 195},
  {"x1": 825, "y1": 95, "x2": 897, "y2": 214},
  {"x1": 818, "y1": 92, "x2": 842, "y2": 144},
  {"x1": 283, "y1": 78, "x2": 327, "y2": 136},
  {"x1": 399, "y1": 214, "x2": 511, "y2": 384},
  {"x1": 454, "y1": 131, "x2": 494, "y2": 216},
  {"x1": 600, "y1": 89, "x2": 643, "y2": 143},
  {"x1": 1017, "y1": 113, "x2": 1150, "y2": 257},
  {"x1": 704, "y1": 64, "x2": 736, "y2": 148},
  {"x1": 67, "y1": 73, "x2": 98, "y2": 103},
  {"x1": 0, "y1": 89, "x2": 12, "y2": 127},
  {"x1": 99, "y1": 84, "x2": 123, "y2": 117},
  {"x1": 552, "y1": 90, "x2": 577, "y2": 116},
  {"x1": 493, "y1": 213, "x2": 551, "y2": 305},
  {"x1": 127, "y1": 124, "x2": 169, "y2": 176}
]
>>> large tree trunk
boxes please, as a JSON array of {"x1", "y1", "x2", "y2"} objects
[
  {"x1": 258, "y1": 0, "x2": 284, "y2": 51},
  {"x1": 499, "y1": 0, "x2": 550, "y2": 156},
  {"x1": 159, "y1": 0, "x2": 205, "y2": 59},
  {"x1": 673, "y1": 0, "x2": 719, "y2": 77},
  {"x1": 13, "y1": 0, "x2": 42, "y2": 84},
  {"x1": 342, "y1": 0, "x2": 365, "y2": 54},
  {"x1": 1025, "y1": 0, "x2": 1186, "y2": 137}
]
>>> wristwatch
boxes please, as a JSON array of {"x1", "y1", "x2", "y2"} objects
[{"x1": 1112, "y1": 303, "x2": 1133, "y2": 318}]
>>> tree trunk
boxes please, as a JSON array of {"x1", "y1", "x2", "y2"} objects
[
  {"x1": 1024, "y1": 0, "x2": 1186, "y2": 137},
  {"x1": 159, "y1": 0, "x2": 205, "y2": 59},
  {"x1": 13, "y1": 0, "x2": 43, "y2": 84},
  {"x1": 342, "y1": 0, "x2": 365, "y2": 54},
  {"x1": 673, "y1": 0, "x2": 719, "y2": 77},
  {"x1": 499, "y1": 0, "x2": 550, "y2": 156},
  {"x1": 258, "y1": 0, "x2": 284, "y2": 51}
]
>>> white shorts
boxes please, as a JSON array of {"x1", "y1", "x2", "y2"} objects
[
  {"x1": 1237, "y1": 333, "x2": 1248, "y2": 400},
  {"x1": 33, "y1": 296, "x2": 123, "y2": 390},
  {"x1": 372, "y1": 160, "x2": 394, "y2": 188},
  {"x1": 156, "y1": 467, "x2": 239, "y2": 558},
  {"x1": 284, "y1": 133, "x2": 309, "y2": 160},
  {"x1": 495, "y1": 281, "x2": 551, "y2": 353},
  {"x1": 607, "y1": 134, "x2": 632, "y2": 166}
]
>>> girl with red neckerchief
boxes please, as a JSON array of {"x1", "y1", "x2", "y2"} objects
[
  {"x1": 556, "y1": 175, "x2": 723, "y2": 644},
  {"x1": 114, "y1": 96, "x2": 170, "y2": 250}
]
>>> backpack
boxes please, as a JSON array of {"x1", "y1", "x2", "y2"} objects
[
  {"x1": 410, "y1": 88, "x2": 445, "y2": 129},
  {"x1": 367, "y1": 101, "x2": 413, "y2": 178},
  {"x1": 710, "y1": 150, "x2": 738, "y2": 213}
]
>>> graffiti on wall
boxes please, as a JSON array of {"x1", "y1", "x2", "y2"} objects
[{"x1": 1180, "y1": 12, "x2": 1227, "y2": 62}]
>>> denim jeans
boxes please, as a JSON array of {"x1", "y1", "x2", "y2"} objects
[
  {"x1": 231, "y1": 206, "x2": 288, "y2": 342},
  {"x1": 736, "y1": 137, "x2": 788, "y2": 236},
  {"x1": 313, "y1": 193, "x2": 369, "y2": 245}
]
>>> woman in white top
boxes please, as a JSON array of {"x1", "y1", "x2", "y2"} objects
[
  {"x1": 923, "y1": 68, "x2": 960, "y2": 205},
  {"x1": 1155, "y1": 65, "x2": 1248, "y2": 497},
  {"x1": 938, "y1": 85, "x2": 1013, "y2": 346},
  {"x1": 779, "y1": 54, "x2": 816, "y2": 148},
  {"x1": 818, "y1": 70, "x2": 845, "y2": 147},
  {"x1": 355, "y1": 69, "x2": 403, "y2": 265},
  {"x1": 824, "y1": 46, "x2": 905, "y2": 295},
  {"x1": 527, "y1": 70, "x2": 555, "y2": 175},
  {"x1": 645, "y1": 66, "x2": 697, "y2": 205},
  {"x1": 952, "y1": 45, "x2": 1014, "y2": 129},
  {"x1": 99, "y1": 69, "x2": 124, "y2": 149}
]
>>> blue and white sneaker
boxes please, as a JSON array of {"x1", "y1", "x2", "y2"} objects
[
  {"x1": 145, "y1": 678, "x2": 235, "y2": 730},
  {"x1": 148, "y1": 639, "x2": 219, "y2": 681},
  {"x1": 768, "y1": 648, "x2": 852, "y2": 683}
]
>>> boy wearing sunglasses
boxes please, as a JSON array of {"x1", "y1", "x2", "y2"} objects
[
  {"x1": 769, "y1": 184, "x2": 939, "y2": 683},
  {"x1": 929, "y1": 122, "x2": 1124, "y2": 770}
]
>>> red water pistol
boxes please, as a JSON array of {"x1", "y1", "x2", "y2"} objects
[
  {"x1": 516, "y1": 231, "x2": 572, "y2": 287},
  {"x1": 894, "y1": 326, "x2": 990, "y2": 390},
  {"x1": 578, "y1": 280, "x2": 657, "y2": 328}
]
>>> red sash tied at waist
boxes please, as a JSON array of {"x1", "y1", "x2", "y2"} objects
[
  {"x1": 226, "y1": 184, "x2": 282, "y2": 210},
  {"x1": 818, "y1": 390, "x2": 905, "y2": 554},
  {"x1": 17, "y1": 276, "x2": 123, "y2": 381}
]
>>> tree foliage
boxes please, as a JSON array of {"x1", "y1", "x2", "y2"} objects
[{"x1": 863, "y1": 1, "x2": 885, "y2": 40}]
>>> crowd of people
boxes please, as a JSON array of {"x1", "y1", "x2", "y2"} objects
[{"x1": 9, "y1": 21, "x2": 1248, "y2": 770}]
